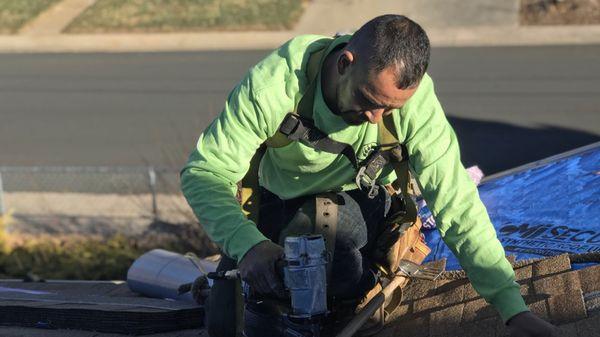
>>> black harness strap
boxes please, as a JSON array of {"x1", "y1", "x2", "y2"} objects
[
  {"x1": 277, "y1": 110, "x2": 410, "y2": 200},
  {"x1": 278, "y1": 113, "x2": 359, "y2": 169},
  {"x1": 277, "y1": 113, "x2": 410, "y2": 200}
]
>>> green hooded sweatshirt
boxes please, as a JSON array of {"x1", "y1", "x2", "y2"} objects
[{"x1": 181, "y1": 34, "x2": 529, "y2": 322}]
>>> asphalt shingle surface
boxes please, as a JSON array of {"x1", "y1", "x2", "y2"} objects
[{"x1": 0, "y1": 255, "x2": 598, "y2": 336}]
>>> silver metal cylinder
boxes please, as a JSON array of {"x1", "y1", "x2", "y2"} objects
[{"x1": 126, "y1": 249, "x2": 217, "y2": 303}]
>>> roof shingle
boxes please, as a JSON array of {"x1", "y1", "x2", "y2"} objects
[{"x1": 380, "y1": 254, "x2": 600, "y2": 337}]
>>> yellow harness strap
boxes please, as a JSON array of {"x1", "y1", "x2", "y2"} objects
[
  {"x1": 378, "y1": 114, "x2": 418, "y2": 226},
  {"x1": 241, "y1": 42, "x2": 331, "y2": 222}
]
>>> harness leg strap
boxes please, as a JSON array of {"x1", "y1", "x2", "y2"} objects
[{"x1": 314, "y1": 193, "x2": 339, "y2": 282}]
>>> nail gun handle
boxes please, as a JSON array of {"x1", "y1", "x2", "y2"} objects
[
  {"x1": 206, "y1": 260, "x2": 284, "y2": 279},
  {"x1": 206, "y1": 269, "x2": 240, "y2": 280},
  {"x1": 275, "y1": 258, "x2": 286, "y2": 280}
]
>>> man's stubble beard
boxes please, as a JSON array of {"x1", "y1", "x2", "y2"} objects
[{"x1": 335, "y1": 83, "x2": 364, "y2": 126}]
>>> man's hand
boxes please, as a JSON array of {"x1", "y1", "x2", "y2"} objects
[
  {"x1": 507, "y1": 311, "x2": 558, "y2": 337},
  {"x1": 238, "y1": 240, "x2": 286, "y2": 298}
]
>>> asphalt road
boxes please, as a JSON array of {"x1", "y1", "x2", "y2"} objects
[{"x1": 1, "y1": 45, "x2": 599, "y2": 175}]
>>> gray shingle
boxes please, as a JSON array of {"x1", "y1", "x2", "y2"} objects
[
  {"x1": 514, "y1": 264, "x2": 533, "y2": 281},
  {"x1": 414, "y1": 285, "x2": 464, "y2": 313},
  {"x1": 462, "y1": 298, "x2": 497, "y2": 322},
  {"x1": 389, "y1": 314, "x2": 430, "y2": 337},
  {"x1": 429, "y1": 303, "x2": 464, "y2": 336},
  {"x1": 381, "y1": 256, "x2": 600, "y2": 337},
  {"x1": 547, "y1": 290, "x2": 587, "y2": 325},
  {"x1": 532, "y1": 254, "x2": 571, "y2": 277},
  {"x1": 527, "y1": 300, "x2": 550, "y2": 321},
  {"x1": 532, "y1": 271, "x2": 581, "y2": 296},
  {"x1": 578, "y1": 264, "x2": 600, "y2": 294},
  {"x1": 574, "y1": 315, "x2": 600, "y2": 337}
]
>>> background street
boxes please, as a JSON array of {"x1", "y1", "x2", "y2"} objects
[{"x1": 1, "y1": 45, "x2": 599, "y2": 175}]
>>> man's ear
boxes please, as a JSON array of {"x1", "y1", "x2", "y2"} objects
[{"x1": 337, "y1": 50, "x2": 354, "y2": 75}]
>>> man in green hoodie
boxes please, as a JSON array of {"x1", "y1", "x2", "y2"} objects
[{"x1": 181, "y1": 14, "x2": 557, "y2": 337}]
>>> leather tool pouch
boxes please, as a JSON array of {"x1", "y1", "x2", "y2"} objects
[
  {"x1": 352, "y1": 188, "x2": 431, "y2": 337},
  {"x1": 396, "y1": 216, "x2": 430, "y2": 265},
  {"x1": 379, "y1": 184, "x2": 431, "y2": 274}
]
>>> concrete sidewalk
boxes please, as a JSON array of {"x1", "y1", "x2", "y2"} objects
[
  {"x1": 19, "y1": 0, "x2": 97, "y2": 35},
  {"x1": 0, "y1": 0, "x2": 599, "y2": 53}
]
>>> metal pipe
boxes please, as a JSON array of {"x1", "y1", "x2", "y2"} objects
[
  {"x1": 0, "y1": 172, "x2": 5, "y2": 216},
  {"x1": 148, "y1": 166, "x2": 158, "y2": 220}
]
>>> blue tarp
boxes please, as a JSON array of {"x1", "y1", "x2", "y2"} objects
[{"x1": 424, "y1": 142, "x2": 600, "y2": 270}]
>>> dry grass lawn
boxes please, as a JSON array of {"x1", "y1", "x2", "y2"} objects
[
  {"x1": 65, "y1": 0, "x2": 307, "y2": 33},
  {"x1": 0, "y1": 0, "x2": 62, "y2": 34},
  {"x1": 0, "y1": 192, "x2": 217, "y2": 280},
  {"x1": 521, "y1": 0, "x2": 600, "y2": 24}
]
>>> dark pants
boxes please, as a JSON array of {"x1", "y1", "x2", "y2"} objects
[
  {"x1": 206, "y1": 187, "x2": 391, "y2": 337},
  {"x1": 257, "y1": 186, "x2": 390, "y2": 299}
]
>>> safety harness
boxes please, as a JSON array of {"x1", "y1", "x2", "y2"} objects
[{"x1": 241, "y1": 38, "x2": 418, "y2": 234}]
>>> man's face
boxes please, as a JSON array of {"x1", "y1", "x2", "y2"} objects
[{"x1": 335, "y1": 53, "x2": 419, "y2": 125}]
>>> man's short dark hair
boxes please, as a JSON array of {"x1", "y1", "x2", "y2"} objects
[{"x1": 349, "y1": 14, "x2": 430, "y2": 89}]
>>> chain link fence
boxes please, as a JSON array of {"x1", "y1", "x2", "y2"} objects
[
  {"x1": 0, "y1": 166, "x2": 180, "y2": 194},
  {"x1": 0, "y1": 166, "x2": 195, "y2": 237},
  {"x1": 0, "y1": 166, "x2": 220, "y2": 279}
]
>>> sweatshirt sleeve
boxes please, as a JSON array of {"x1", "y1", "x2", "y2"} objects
[
  {"x1": 399, "y1": 74, "x2": 529, "y2": 322},
  {"x1": 180, "y1": 72, "x2": 272, "y2": 263}
]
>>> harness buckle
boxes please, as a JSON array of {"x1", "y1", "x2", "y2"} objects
[
  {"x1": 355, "y1": 166, "x2": 379, "y2": 199},
  {"x1": 355, "y1": 149, "x2": 389, "y2": 199},
  {"x1": 279, "y1": 113, "x2": 302, "y2": 138}
]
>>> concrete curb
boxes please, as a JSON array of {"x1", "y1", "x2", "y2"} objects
[
  {"x1": 0, "y1": 32, "x2": 297, "y2": 53},
  {"x1": 0, "y1": 25, "x2": 599, "y2": 53},
  {"x1": 427, "y1": 25, "x2": 600, "y2": 47}
]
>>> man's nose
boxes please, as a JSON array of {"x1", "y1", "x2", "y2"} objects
[{"x1": 364, "y1": 109, "x2": 385, "y2": 124}]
